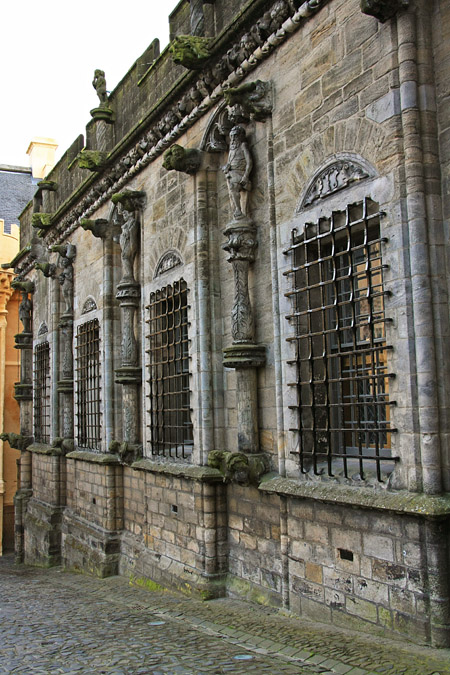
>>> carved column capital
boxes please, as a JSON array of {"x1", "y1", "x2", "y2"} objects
[{"x1": 223, "y1": 219, "x2": 257, "y2": 262}]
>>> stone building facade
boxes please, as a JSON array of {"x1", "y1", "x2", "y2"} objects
[{"x1": 6, "y1": 0, "x2": 450, "y2": 647}]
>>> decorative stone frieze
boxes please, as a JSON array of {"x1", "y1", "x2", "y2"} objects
[
  {"x1": 162, "y1": 144, "x2": 202, "y2": 174},
  {"x1": 223, "y1": 80, "x2": 272, "y2": 122},
  {"x1": 14, "y1": 0, "x2": 325, "y2": 264},
  {"x1": 360, "y1": 0, "x2": 409, "y2": 23},
  {"x1": 170, "y1": 35, "x2": 212, "y2": 69}
]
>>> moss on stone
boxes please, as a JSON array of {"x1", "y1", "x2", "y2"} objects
[
  {"x1": 260, "y1": 476, "x2": 450, "y2": 518},
  {"x1": 31, "y1": 213, "x2": 53, "y2": 229}
]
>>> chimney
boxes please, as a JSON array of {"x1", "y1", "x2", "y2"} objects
[{"x1": 26, "y1": 137, "x2": 58, "y2": 179}]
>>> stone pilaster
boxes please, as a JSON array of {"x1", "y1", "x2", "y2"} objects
[{"x1": 222, "y1": 217, "x2": 265, "y2": 454}]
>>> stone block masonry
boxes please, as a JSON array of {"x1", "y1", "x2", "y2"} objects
[{"x1": 10, "y1": 0, "x2": 450, "y2": 650}]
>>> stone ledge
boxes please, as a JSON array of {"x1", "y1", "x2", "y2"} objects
[
  {"x1": 131, "y1": 459, "x2": 223, "y2": 482},
  {"x1": 28, "y1": 443, "x2": 61, "y2": 456},
  {"x1": 259, "y1": 477, "x2": 450, "y2": 518},
  {"x1": 65, "y1": 450, "x2": 121, "y2": 465}
]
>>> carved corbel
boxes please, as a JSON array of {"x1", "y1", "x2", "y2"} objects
[
  {"x1": 34, "y1": 262, "x2": 57, "y2": 278},
  {"x1": 223, "y1": 80, "x2": 273, "y2": 122},
  {"x1": 31, "y1": 213, "x2": 53, "y2": 230},
  {"x1": 0, "y1": 433, "x2": 33, "y2": 451},
  {"x1": 76, "y1": 150, "x2": 108, "y2": 172},
  {"x1": 109, "y1": 440, "x2": 143, "y2": 465},
  {"x1": 80, "y1": 218, "x2": 112, "y2": 239},
  {"x1": 162, "y1": 144, "x2": 202, "y2": 175},
  {"x1": 51, "y1": 437, "x2": 75, "y2": 456},
  {"x1": 360, "y1": 0, "x2": 409, "y2": 22},
  {"x1": 169, "y1": 35, "x2": 212, "y2": 69},
  {"x1": 111, "y1": 190, "x2": 145, "y2": 213},
  {"x1": 37, "y1": 180, "x2": 57, "y2": 192},
  {"x1": 207, "y1": 450, "x2": 270, "y2": 486}
]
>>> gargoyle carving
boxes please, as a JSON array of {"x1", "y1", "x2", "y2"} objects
[
  {"x1": 223, "y1": 81, "x2": 272, "y2": 122},
  {"x1": 31, "y1": 213, "x2": 53, "y2": 229},
  {"x1": 76, "y1": 150, "x2": 108, "y2": 172},
  {"x1": 361, "y1": 0, "x2": 409, "y2": 22},
  {"x1": 208, "y1": 450, "x2": 270, "y2": 486},
  {"x1": 162, "y1": 144, "x2": 201, "y2": 175},
  {"x1": 0, "y1": 433, "x2": 33, "y2": 451},
  {"x1": 170, "y1": 35, "x2": 212, "y2": 69}
]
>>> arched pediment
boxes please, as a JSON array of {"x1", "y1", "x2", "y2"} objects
[
  {"x1": 82, "y1": 296, "x2": 97, "y2": 314},
  {"x1": 154, "y1": 250, "x2": 183, "y2": 279},
  {"x1": 297, "y1": 155, "x2": 376, "y2": 213}
]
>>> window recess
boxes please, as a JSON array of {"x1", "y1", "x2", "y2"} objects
[{"x1": 285, "y1": 198, "x2": 397, "y2": 482}]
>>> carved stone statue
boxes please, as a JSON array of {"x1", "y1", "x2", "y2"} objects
[
  {"x1": 118, "y1": 207, "x2": 139, "y2": 282},
  {"x1": 163, "y1": 144, "x2": 201, "y2": 174},
  {"x1": 59, "y1": 257, "x2": 74, "y2": 315},
  {"x1": 92, "y1": 69, "x2": 108, "y2": 106},
  {"x1": 19, "y1": 292, "x2": 32, "y2": 333},
  {"x1": 222, "y1": 126, "x2": 253, "y2": 220}
]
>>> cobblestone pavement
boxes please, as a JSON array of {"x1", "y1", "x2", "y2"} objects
[{"x1": 1, "y1": 555, "x2": 449, "y2": 675}]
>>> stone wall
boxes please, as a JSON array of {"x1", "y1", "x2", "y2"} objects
[{"x1": 10, "y1": 0, "x2": 450, "y2": 648}]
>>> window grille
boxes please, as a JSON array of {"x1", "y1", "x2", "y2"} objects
[
  {"x1": 33, "y1": 342, "x2": 50, "y2": 443},
  {"x1": 285, "y1": 198, "x2": 397, "y2": 481},
  {"x1": 146, "y1": 279, "x2": 193, "y2": 458},
  {"x1": 76, "y1": 319, "x2": 101, "y2": 449}
]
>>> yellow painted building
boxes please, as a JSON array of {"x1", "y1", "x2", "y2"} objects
[{"x1": 0, "y1": 222, "x2": 21, "y2": 553}]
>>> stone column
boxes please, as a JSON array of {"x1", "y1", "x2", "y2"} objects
[
  {"x1": 51, "y1": 244, "x2": 76, "y2": 444},
  {"x1": 111, "y1": 191, "x2": 145, "y2": 448},
  {"x1": 10, "y1": 279, "x2": 34, "y2": 562},
  {"x1": 0, "y1": 273, "x2": 14, "y2": 554},
  {"x1": 222, "y1": 218, "x2": 265, "y2": 453}
]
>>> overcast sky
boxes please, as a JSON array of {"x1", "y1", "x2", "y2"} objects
[{"x1": 2, "y1": 2, "x2": 173, "y2": 167}]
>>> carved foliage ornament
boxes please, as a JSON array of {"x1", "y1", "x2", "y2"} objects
[{"x1": 300, "y1": 160, "x2": 370, "y2": 210}]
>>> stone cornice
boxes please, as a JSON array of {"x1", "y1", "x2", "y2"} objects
[{"x1": 16, "y1": 0, "x2": 328, "y2": 276}]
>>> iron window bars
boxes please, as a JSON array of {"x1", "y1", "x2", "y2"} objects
[
  {"x1": 285, "y1": 198, "x2": 397, "y2": 481},
  {"x1": 146, "y1": 279, "x2": 193, "y2": 458},
  {"x1": 76, "y1": 319, "x2": 101, "y2": 449},
  {"x1": 33, "y1": 342, "x2": 50, "y2": 443}
]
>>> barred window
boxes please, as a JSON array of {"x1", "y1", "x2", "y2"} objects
[
  {"x1": 286, "y1": 198, "x2": 397, "y2": 481},
  {"x1": 33, "y1": 342, "x2": 50, "y2": 443},
  {"x1": 76, "y1": 319, "x2": 101, "y2": 449},
  {"x1": 146, "y1": 279, "x2": 193, "y2": 458}
]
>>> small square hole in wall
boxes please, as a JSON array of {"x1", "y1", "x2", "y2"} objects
[
  {"x1": 92, "y1": 498, "x2": 96, "y2": 505},
  {"x1": 338, "y1": 548, "x2": 354, "y2": 562},
  {"x1": 171, "y1": 504, "x2": 178, "y2": 515}
]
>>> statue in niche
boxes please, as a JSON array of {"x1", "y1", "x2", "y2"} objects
[
  {"x1": 52, "y1": 243, "x2": 76, "y2": 315},
  {"x1": 19, "y1": 292, "x2": 32, "y2": 333},
  {"x1": 116, "y1": 205, "x2": 139, "y2": 283},
  {"x1": 59, "y1": 257, "x2": 74, "y2": 315},
  {"x1": 92, "y1": 69, "x2": 108, "y2": 106},
  {"x1": 222, "y1": 126, "x2": 253, "y2": 220}
]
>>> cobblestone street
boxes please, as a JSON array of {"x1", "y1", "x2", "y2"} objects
[{"x1": 1, "y1": 554, "x2": 449, "y2": 675}]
